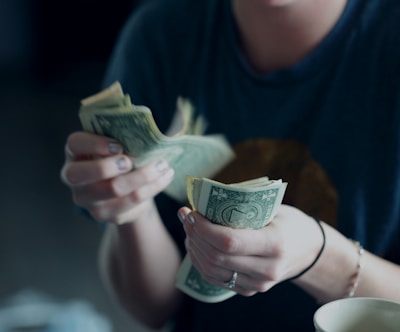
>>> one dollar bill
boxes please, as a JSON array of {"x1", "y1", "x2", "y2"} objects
[{"x1": 176, "y1": 176, "x2": 287, "y2": 303}]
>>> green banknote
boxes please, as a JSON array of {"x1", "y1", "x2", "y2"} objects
[
  {"x1": 176, "y1": 176, "x2": 287, "y2": 303},
  {"x1": 78, "y1": 82, "x2": 235, "y2": 202}
]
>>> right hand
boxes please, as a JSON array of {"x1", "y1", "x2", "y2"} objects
[{"x1": 60, "y1": 132, "x2": 175, "y2": 224}]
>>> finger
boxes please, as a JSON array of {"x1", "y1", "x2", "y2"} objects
[
  {"x1": 74, "y1": 161, "x2": 174, "y2": 205},
  {"x1": 84, "y1": 163, "x2": 174, "y2": 224},
  {"x1": 61, "y1": 154, "x2": 132, "y2": 186},
  {"x1": 65, "y1": 132, "x2": 123, "y2": 160},
  {"x1": 188, "y1": 245, "x2": 268, "y2": 295},
  {"x1": 187, "y1": 235, "x2": 234, "y2": 281},
  {"x1": 108, "y1": 159, "x2": 173, "y2": 197},
  {"x1": 189, "y1": 240, "x2": 277, "y2": 294},
  {"x1": 205, "y1": 272, "x2": 270, "y2": 297},
  {"x1": 187, "y1": 227, "x2": 278, "y2": 283},
  {"x1": 183, "y1": 211, "x2": 281, "y2": 256},
  {"x1": 85, "y1": 196, "x2": 153, "y2": 224}
]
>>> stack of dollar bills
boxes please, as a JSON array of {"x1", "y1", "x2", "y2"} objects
[
  {"x1": 79, "y1": 81, "x2": 235, "y2": 202},
  {"x1": 176, "y1": 176, "x2": 287, "y2": 303}
]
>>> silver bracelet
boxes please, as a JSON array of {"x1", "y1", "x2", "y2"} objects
[{"x1": 347, "y1": 240, "x2": 364, "y2": 297}]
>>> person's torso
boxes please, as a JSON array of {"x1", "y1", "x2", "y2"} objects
[{"x1": 103, "y1": 0, "x2": 400, "y2": 330}]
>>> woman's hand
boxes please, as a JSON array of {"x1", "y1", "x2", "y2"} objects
[
  {"x1": 179, "y1": 204, "x2": 324, "y2": 296},
  {"x1": 60, "y1": 132, "x2": 175, "y2": 224}
]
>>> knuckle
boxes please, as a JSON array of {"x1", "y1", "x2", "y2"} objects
[
  {"x1": 109, "y1": 170, "x2": 151, "y2": 199},
  {"x1": 62, "y1": 165, "x2": 79, "y2": 185},
  {"x1": 208, "y1": 249, "x2": 225, "y2": 266},
  {"x1": 134, "y1": 166, "x2": 154, "y2": 183},
  {"x1": 128, "y1": 182, "x2": 159, "y2": 204},
  {"x1": 130, "y1": 188, "x2": 145, "y2": 203},
  {"x1": 220, "y1": 232, "x2": 240, "y2": 254},
  {"x1": 270, "y1": 238, "x2": 284, "y2": 257},
  {"x1": 255, "y1": 281, "x2": 270, "y2": 293},
  {"x1": 109, "y1": 177, "x2": 130, "y2": 197}
]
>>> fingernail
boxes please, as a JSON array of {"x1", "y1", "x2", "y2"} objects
[
  {"x1": 116, "y1": 157, "x2": 128, "y2": 170},
  {"x1": 177, "y1": 211, "x2": 185, "y2": 224},
  {"x1": 188, "y1": 213, "x2": 196, "y2": 225},
  {"x1": 109, "y1": 142, "x2": 122, "y2": 154},
  {"x1": 155, "y1": 159, "x2": 169, "y2": 173}
]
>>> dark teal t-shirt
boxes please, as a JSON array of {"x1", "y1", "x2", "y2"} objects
[{"x1": 103, "y1": 0, "x2": 400, "y2": 330}]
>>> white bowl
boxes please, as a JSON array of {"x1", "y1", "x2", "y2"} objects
[{"x1": 314, "y1": 297, "x2": 400, "y2": 332}]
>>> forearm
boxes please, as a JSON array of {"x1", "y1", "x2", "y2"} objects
[
  {"x1": 293, "y1": 222, "x2": 400, "y2": 303},
  {"x1": 98, "y1": 200, "x2": 183, "y2": 329}
]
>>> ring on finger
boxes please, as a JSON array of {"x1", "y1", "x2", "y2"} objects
[{"x1": 224, "y1": 271, "x2": 238, "y2": 289}]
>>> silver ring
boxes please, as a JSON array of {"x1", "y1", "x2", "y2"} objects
[{"x1": 224, "y1": 271, "x2": 238, "y2": 289}]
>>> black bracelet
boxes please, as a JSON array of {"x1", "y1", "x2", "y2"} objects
[{"x1": 287, "y1": 217, "x2": 326, "y2": 281}]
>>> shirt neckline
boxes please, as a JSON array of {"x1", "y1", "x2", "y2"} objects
[{"x1": 224, "y1": 0, "x2": 365, "y2": 84}]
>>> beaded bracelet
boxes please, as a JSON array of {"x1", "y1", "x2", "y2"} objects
[
  {"x1": 287, "y1": 217, "x2": 326, "y2": 281},
  {"x1": 347, "y1": 240, "x2": 364, "y2": 297}
]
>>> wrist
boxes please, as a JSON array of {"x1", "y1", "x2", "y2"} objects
[
  {"x1": 291, "y1": 223, "x2": 361, "y2": 303},
  {"x1": 287, "y1": 217, "x2": 326, "y2": 281}
]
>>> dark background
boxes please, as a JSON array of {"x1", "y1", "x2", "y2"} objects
[{"x1": 0, "y1": 0, "x2": 160, "y2": 331}]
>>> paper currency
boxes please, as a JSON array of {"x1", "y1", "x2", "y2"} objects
[
  {"x1": 78, "y1": 81, "x2": 235, "y2": 202},
  {"x1": 176, "y1": 176, "x2": 287, "y2": 303}
]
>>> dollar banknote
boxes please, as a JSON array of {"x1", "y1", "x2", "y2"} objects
[
  {"x1": 78, "y1": 81, "x2": 235, "y2": 202},
  {"x1": 176, "y1": 176, "x2": 287, "y2": 303}
]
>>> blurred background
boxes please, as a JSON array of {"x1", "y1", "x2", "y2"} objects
[{"x1": 0, "y1": 0, "x2": 158, "y2": 331}]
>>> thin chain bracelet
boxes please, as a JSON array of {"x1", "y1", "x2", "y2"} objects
[{"x1": 347, "y1": 240, "x2": 364, "y2": 297}]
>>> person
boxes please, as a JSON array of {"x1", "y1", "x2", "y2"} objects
[{"x1": 60, "y1": 0, "x2": 400, "y2": 330}]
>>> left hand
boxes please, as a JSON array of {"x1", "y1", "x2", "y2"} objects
[{"x1": 179, "y1": 204, "x2": 323, "y2": 297}]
